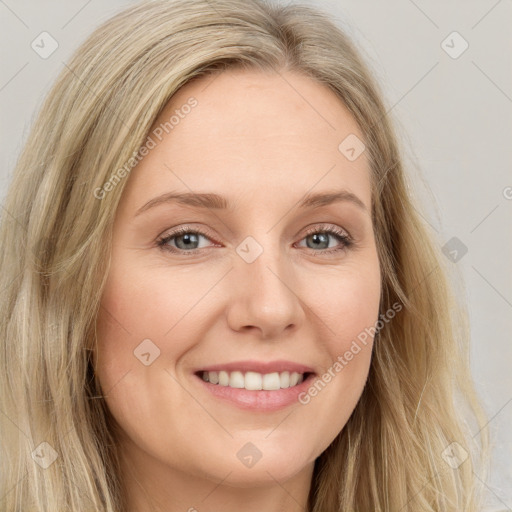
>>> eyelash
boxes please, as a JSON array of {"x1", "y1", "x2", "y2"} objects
[{"x1": 156, "y1": 224, "x2": 354, "y2": 257}]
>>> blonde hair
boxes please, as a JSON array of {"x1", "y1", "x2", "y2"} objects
[{"x1": 0, "y1": 0, "x2": 489, "y2": 510}]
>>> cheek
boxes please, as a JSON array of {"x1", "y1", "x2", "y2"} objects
[
  {"x1": 93, "y1": 265, "x2": 180, "y2": 406},
  {"x1": 93, "y1": 264, "x2": 200, "y2": 459},
  {"x1": 306, "y1": 259, "x2": 381, "y2": 349},
  {"x1": 95, "y1": 255, "x2": 210, "y2": 358},
  {"x1": 93, "y1": 253, "x2": 221, "y2": 422},
  {"x1": 294, "y1": 261, "x2": 380, "y2": 449}
]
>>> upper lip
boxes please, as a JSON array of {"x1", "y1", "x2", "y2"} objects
[{"x1": 195, "y1": 360, "x2": 315, "y2": 375}]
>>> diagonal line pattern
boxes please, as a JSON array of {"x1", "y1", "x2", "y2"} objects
[
  {"x1": 99, "y1": 304, "x2": 132, "y2": 336},
  {"x1": 412, "y1": 203, "x2": 439, "y2": 233},
  {"x1": 399, "y1": 459, "x2": 455, "y2": 511},
  {"x1": 472, "y1": 61, "x2": 512, "y2": 104},
  {"x1": 64, "y1": 471, "x2": 97, "y2": 508},
  {"x1": 375, "y1": 160, "x2": 398, "y2": 194},
  {"x1": 0, "y1": 202, "x2": 27, "y2": 231},
  {"x1": 201, "y1": 0, "x2": 225, "y2": 18},
  {"x1": 199, "y1": 70, "x2": 223, "y2": 93},
  {"x1": 0, "y1": 472, "x2": 28, "y2": 508},
  {"x1": 102, "y1": 369, "x2": 132, "y2": 399},
  {"x1": 407, "y1": 0, "x2": 439, "y2": 28},
  {"x1": 407, "y1": 264, "x2": 439, "y2": 297},
  {"x1": 0, "y1": 62, "x2": 29, "y2": 93},
  {"x1": 472, "y1": 396, "x2": 512, "y2": 440},
  {"x1": 164, "y1": 164, "x2": 235, "y2": 236},
  {"x1": 365, "y1": 62, "x2": 439, "y2": 143},
  {"x1": 471, "y1": 0, "x2": 503, "y2": 30},
  {"x1": 264, "y1": 409, "x2": 296, "y2": 438},
  {"x1": 471, "y1": 266, "x2": 512, "y2": 309},
  {"x1": 386, "y1": 62, "x2": 439, "y2": 116},
  {"x1": 266, "y1": 164, "x2": 337, "y2": 234},
  {"x1": 164, "y1": 368, "x2": 234, "y2": 437},
  {"x1": 200, "y1": 470, "x2": 233, "y2": 502},
  {"x1": 0, "y1": 268, "x2": 23, "y2": 296},
  {"x1": 470, "y1": 204, "x2": 500, "y2": 233},
  {"x1": 61, "y1": 0, "x2": 93, "y2": 29},
  {"x1": 472, "y1": 470, "x2": 512, "y2": 511},
  {"x1": 61, "y1": 62, "x2": 131, "y2": 129},
  {"x1": 0, "y1": 407, "x2": 30, "y2": 440},
  {"x1": 3, "y1": 3, "x2": 509, "y2": 506},
  {"x1": 163, "y1": 267, "x2": 234, "y2": 337},
  {"x1": 265, "y1": 266, "x2": 337, "y2": 336},
  {"x1": 265, "y1": 470, "x2": 308, "y2": 509},
  {"x1": 275, "y1": 69, "x2": 336, "y2": 130},
  {"x1": 0, "y1": 0, "x2": 29, "y2": 29}
]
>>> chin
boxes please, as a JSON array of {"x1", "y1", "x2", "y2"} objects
[{"x1": 194, "y1": 445, "x2": 314, "y2": 488}]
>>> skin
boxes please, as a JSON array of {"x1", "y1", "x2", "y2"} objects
[{"x1": 95, "y1": 68, "x2": 381, "y2": 512}]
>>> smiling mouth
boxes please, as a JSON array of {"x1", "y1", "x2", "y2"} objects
[{"x1": 195, "y1": 370, "x2": 314, "y2": 391}]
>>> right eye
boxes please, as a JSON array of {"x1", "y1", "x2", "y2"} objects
[{"x1": 156, "y1": 226, "x2": 219, "y2": 255}]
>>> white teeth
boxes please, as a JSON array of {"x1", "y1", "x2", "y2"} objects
[
  {"x1": 244, "y1": 371, "x2": 262, "y2": 390},
  {"x1": 201, "y1": 370, "x2": 306, "y2": 390},
  {"x1": 218, "y1": 371, "x2": 229, "y2": 386},
  {"x1": 229, "y1": 371, "x2": 245, "y2": 388},
  {"x1": 262, "y1": 372, "x2": 281, "y2": 390}
]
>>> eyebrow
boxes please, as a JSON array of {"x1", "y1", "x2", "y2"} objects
[{"x1": 135, "y1": 189, "x2": 368, "y2": 216}]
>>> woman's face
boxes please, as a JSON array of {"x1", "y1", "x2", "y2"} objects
[{"x1": 95, "y1": 68, "x2": 381, "y2": 496}]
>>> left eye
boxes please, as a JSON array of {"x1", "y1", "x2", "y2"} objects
[{"x1": 296, "y1": 229, "x2": 351, "y2": 251}]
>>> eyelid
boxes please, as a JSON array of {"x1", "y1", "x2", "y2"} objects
[{"x1": 300, "y1": 222, "x2": 351, "y2": 240}]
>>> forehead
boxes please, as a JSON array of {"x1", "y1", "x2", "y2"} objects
[{"x1": 121, "y1": 68, "x2": 371, "y2": 212}]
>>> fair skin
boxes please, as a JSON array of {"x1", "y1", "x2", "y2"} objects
[{"x1": 95, "y1": 68, "x2": 381, "y2": 512}]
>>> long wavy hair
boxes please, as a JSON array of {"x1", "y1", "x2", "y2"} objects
[{"x1": 0, "y1": 0, "x2": 489, "y2": 510}]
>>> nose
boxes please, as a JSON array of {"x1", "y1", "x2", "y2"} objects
[{"x1": 226, "y1": 239, "x2": 306, "y2": 340}]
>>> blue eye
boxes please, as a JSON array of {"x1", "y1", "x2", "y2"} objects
[
  {"x1": 157, "y1": 227, "x2": 214, "y2": 253},
  {"x1": 297, "y1": 226, "x2": 353, "y2": 254},
  {"x1": 157, "y1": 224, "x2": 353, "y2": 256}
]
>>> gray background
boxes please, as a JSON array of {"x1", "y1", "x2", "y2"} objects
[{"x1": 1, "y1": 0, "x2": 510, "y2": 509}]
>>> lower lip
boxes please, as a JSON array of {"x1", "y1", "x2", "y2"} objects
[{"x1": 194, "y1": 373, "x2": 316, "y2": 412}]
